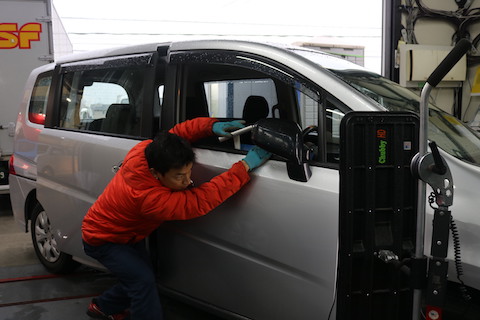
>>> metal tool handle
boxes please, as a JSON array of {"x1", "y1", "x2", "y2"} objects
[{"x1": 218, "y1": 125, "x2": 254, "y2": 142}]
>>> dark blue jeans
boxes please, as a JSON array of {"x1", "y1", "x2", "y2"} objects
[{"x1": 83, "y1": 240, "x2": 163, "y2": 320}]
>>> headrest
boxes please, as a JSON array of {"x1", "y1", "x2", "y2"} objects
[{"x1": 242, "y1": 96, "x2": 269, "y2": 124}]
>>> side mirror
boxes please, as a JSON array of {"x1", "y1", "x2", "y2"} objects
[{"x1": 251, "y1": 118, "x2": 311, "y2": 182}]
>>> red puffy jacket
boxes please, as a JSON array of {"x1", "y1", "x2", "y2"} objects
[{"x1": 82, "y1": 118, "x2": 250, "y2": 246}]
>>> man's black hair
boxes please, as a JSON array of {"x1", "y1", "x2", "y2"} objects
[{"x1": 145, "y1": 131, "x2": 195, "y2": 174}]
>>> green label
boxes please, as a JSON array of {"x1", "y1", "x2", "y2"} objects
[{"x1": 378, "y1": 140, "x2": 387, "y2": 164}]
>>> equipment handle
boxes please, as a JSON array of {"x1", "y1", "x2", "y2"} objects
[
  {"x1": 429, "y1": 141, "x2": 447, "y2": 175},
  {"x1": 427, "y1": 39, "x2": 471, "y2": 87}
]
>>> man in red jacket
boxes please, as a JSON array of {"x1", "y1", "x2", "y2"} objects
[{"x1": 82, "y1": 117, "x2": 271, "y2": 320}]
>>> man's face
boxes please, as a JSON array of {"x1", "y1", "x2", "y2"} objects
[{"x1": 153, "y1": 162, "x2": 193, "y2": 191}]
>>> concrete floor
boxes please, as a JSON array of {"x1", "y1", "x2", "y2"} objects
[{"x1": 0, "y1": 194, "x2": 223, "y2": 320}]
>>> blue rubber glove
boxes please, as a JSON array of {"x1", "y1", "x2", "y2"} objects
[
  {"x1": 212, "y1": 120, "x2": 245, "y2": 137},
  {"x1": 242, "y1": 146, "x2": 272, "y2": 171}
]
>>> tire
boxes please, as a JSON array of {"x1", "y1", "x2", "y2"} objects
[{"x1": 30, "y1": 202, "x2": 79, "y2": 273}]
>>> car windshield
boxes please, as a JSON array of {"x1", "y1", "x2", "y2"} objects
[{"x1": 292, "y1": 48, "x2": 480, "y2": 166}]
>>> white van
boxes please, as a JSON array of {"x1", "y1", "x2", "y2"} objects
[{"x1": 9, "y1": 40, "x2": 480, "y2": 319}]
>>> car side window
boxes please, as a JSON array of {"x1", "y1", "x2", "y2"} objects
[
  {"x1": 55, "y1": 54, "x2": 157, "y2": 137},
  {"x1": 297, "y1": 90, "x2": 345, "y2": 163},
  {"x1": 204, "y1": 79, "x2": 277, "y2": 121},
  {"x1": 58, "y1": 67, "x2": 144, "y2": 136},
  {"x1": 28, "y1": 71, "x2": 52, "y2": 125},
  {"x1": 175, "y1": 51, "x2": 346, "y2": 164}
]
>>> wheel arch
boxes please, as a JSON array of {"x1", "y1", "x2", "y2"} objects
[{"x1": 24, "y1": 189, "x2": 39, "y2": 233}]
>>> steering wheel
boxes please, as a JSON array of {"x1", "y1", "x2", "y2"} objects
[
  {"x1": 302, "y1": 125, "x2": 318, "y2": 139},
  {"x1": 302, "y1": 125, "x2": 319, "y2": 160}
]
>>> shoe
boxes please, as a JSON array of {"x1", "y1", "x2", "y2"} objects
[{"x1": 87, "y1": 299, "x2": 130, "y2": 320}]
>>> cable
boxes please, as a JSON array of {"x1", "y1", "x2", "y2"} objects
[
  {"x1": 450, "y1": 215, "x2": 472, "y2": 302},
  {"x1": 404, "y1": 0, "x2": 480, "y2": 46}
]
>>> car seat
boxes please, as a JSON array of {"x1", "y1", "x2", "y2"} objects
[
  {"x1": 101, "y1": 104, "x2": 133, "y2": 135},
  {"x1": 241, "y1": 95, "x2": 270, "y2": 149},
  {"x1": 242, "y1": 95, "x2": 269, "y2": 125}
]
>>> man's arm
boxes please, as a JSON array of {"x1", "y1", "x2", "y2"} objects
[
  {"x1": 169, "y1": 118, "x2": 246, "y2": 142},
  {"x1": 143, "y1": 161, "x2": 250, "y2": 221},
  {"x1": 168, "y1": 117, "x2": 218, "y2": 142}
]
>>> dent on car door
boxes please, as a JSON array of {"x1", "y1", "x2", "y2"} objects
[
  {"x1": 155, "y1": 52, "x2": 345, "y2": 319},
  {"x1": 37, "y1": 53, "x2": 160, "y2": 262}
]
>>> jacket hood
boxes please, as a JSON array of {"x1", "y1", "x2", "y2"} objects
[{"x1": 120, "y1": 140, "x2": 160, "y2": 190}]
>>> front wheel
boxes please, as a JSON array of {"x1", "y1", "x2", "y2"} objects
[{"x1": 31, "y1": 202, "x2": 78, "y2": 273}]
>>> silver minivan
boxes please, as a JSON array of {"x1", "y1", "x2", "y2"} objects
[{"x1": 9, "y1": 40, "x2": 480, "y2": 319}]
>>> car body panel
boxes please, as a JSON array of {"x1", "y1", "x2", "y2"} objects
[
  {"x1": 37, "y1": 128, "x2": 139, "y2": 262},
  {"x1": 9, "y1": 174, "x2": 36, "y2": 230},
  {"x1": 156, "y1": 148, "x2": 339, "y2": 319}
]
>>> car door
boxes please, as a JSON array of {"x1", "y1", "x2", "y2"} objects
[
  {"x1": 37, "y1": 51, "x2": 165, "y2": 265},
  {"x1": 154, "y1": 50, "x2": 349, "y2": 319}
]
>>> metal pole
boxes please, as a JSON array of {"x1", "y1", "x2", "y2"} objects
[
  {"x1": 410, "y1": 38, "x2": 470, "y2": 320},
  {"x1": 411, "y1": 82, "x2": 432, "y2": 320},
  {"x1": 45, "y1": 0, "x2": 54, "y2": 62}
]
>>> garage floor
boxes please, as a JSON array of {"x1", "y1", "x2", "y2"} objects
[{"x1": 0, "y1": 194, "x2": 223, "y2": 320}]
